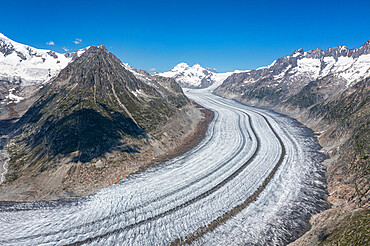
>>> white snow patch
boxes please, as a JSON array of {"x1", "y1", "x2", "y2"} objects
[
  {"x1": 256, "y1": 60, "x2": 277, "y2": 70},
  {"x1": 0, "y1": 33, "x2": 87, "y2": 88},
  {"x1": 5, "y1": 88, "x2": 24, "y2": 103},
  {"x1": 273, "y1": 65, "x2": 291, "y2": 80},
  {"x1": 338, "y1": 54, "x2": 370, "y2": 85}
]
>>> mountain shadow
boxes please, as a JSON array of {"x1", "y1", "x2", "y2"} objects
[
  {"x1": 6, "y1": 44, "x2": 189, "y2": 176},
  {"x1": 22, "y1": 103, "x2": 145, "y2": 166}
]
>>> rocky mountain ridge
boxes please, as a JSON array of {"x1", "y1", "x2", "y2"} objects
[
  {"x1": 216, "y1": 40, "x2": 370, "y2": 104},
  {"x1": 215, "y1": 40, "x2": 370, "y2": 245},
  {"x1": 0, "y1": 44, "x2": 206, "y2": 201},
  {"x1": 0, "y1": 33, "x2": 88, "y2": 119}
]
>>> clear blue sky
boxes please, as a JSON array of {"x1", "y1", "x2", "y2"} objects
[{"x1": 1, "y1": 0, "x2": 369, "y2": 72}]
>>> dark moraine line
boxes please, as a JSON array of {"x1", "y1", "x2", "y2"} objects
[
  {"x1": 0, "y1": 110, "x2": 219, "y2": 213},
  {"x1": 63, "y1": 110, "x2": 263, "y2": 246},
  {"x1": 0, "y1": 110, "x2": 248, "y2": 244},
  {"x1": 170, "y1": 111, "x2": 286, "y2": 245}
]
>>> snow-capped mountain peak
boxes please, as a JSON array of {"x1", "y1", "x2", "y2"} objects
[
  {"x1": 0, "y1": 33, "x2": 88, "y2": 112},
  {"x1": 157, "y1": 62, "x2": 210, "y2": 88},
  {"x1": 217, "y1": 39, "x2": 370, "y2": 102},
  {"x1": 0, "y1": 33, "x2": 10, "y2": 41},
  {"x1": 192, "y1": 63, "x2": 203, "y2": 69},
  {"x1": 0, "y1": 33, "x2": 87, "y2": 86},
  {"x1": 172, "y1": 62, "x2": 190, "y2": 71},
  {"x1": 158, "y1": 62, "x2": 249, "y2": 89},
  {"x1": 158, "y1": 63, "x2": 221, "y2": 88}
]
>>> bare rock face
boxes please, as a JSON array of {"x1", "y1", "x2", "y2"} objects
[
  {"x1": 0, "y1": 45, "x2": 202, "y2": 201},
  {"x1": 215, "y1": 40, "x2": 370, "y2": 245},
  {"x1": 216, "y1": 39, "x2": 370, "y2": 106}
]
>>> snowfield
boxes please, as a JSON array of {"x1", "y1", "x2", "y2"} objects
[
  {"x1": 0, "y1": 33, "x2": 86, "y2": 86},
  {"x1": 0, "y1": 33, "x2": 88, "y2": 108},
  {"x1": 0, "y1": 91, "x2": 328, "y2": 245},
  {"x1": 158, "y1": 63, "x2": 245, "y2": 88}
]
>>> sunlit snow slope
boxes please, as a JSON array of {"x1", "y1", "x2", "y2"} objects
[
  {"x1": 0, "y1": 33, "x2": 87, "y2": 86},
  {"x1": 158, "y1": 63, "x2": 242, "y2": 89},
  {"x1": 0, "y1": 33, "x2": 87, "y2": 108},
  {"x1": 0, "y1": 91, "x2": 328, "y2": 245}
]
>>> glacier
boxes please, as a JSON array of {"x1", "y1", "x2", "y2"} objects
[{"x1": 0, "y1": 90, "x2": 328, "y2": 245}]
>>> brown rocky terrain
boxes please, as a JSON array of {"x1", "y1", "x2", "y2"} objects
[
  {"x1": 0, "y1": 104, "x2": 211, "y2": 202},
  {"x1": 217, "y1": 78, "x2": 369, "y2": 245},
  {"x1": 0, "y1": 45, "x2": 212, "y2": 202}
]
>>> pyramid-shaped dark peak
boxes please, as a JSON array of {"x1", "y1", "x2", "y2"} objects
[
  {"x1": 83, "y1": 44, "x2": 108, "y2": 53},
  {"x1": 56, "y1": 43, "x2": 134, "y2": 90},
  {"x1": 11, "y1": 44, "x2": 190, "y2": 166},
  {"x1": 78, "y1": 44, "x2": 113, "y2": 60},
  {"x1": 54, "y1": 43, "x2": 184, "y2": 107}
]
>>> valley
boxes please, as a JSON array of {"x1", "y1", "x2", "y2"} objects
[
  {"x1": 0, "y1": 91, "x2": 328, "y2": 245},
  {"x1": 0, "y1": 33, "x2": 368, "y2": 245}
]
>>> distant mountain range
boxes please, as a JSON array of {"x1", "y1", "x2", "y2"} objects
[
  {"x1": 157, "y1": 62, "x2": 246, "y2": 89},
  {"x1": 216, "y1": 40, "x2": 370, "y2": 104},
  {"x1": 0, "y1": 33, "x2": 89, "y2": 118},
  {"x1": 158, "y1": 41, "x2": 369, "y2": 91}
]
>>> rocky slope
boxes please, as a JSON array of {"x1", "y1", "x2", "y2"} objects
[
  {"x1": 215, "y1": 40, "x2": 370, "y2": 245},
  {"x1": 0, "y1": 45, "x2": 207, "y2": 201},
  {"x1": 158, "y1": 62, "x2": 240, "y2": 89},
  {"x1": 0, "y1": 33, "x2": 87, "y2": 119},
  {"x1": 217, "y1": 40, "x2": 370, "y2": 105}
]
